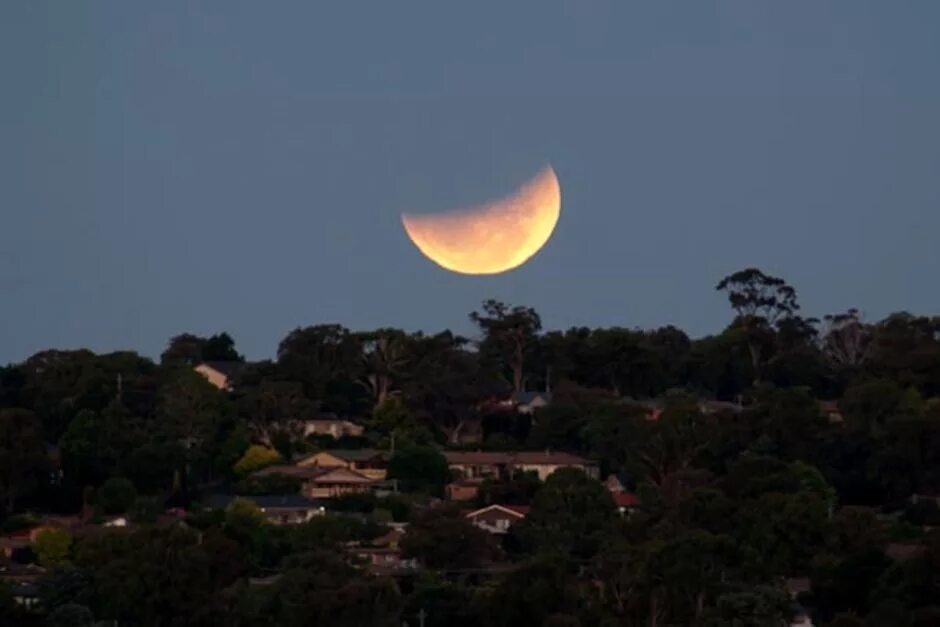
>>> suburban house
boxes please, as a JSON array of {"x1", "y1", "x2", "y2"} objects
[
  {"x1": 301, "y1": 417, "x2": 365, "y2": 439},
  {"x1": 347, "y1": 526, "x2": 417, "y2": 572},
  {"x1": 297, "y1": 449, "x2": 389, "y2": 480},
  {"x1": 254, "y1": 464, "x2": 381, "y2": 499},
  {"x1": 445, "y1": 450, "x2": 598, "y2": 482},
  {"x1": 465, "y1": 504, "x2": 529, "y2": 534},
  {"x1": 480, "y1": 390, "x2": 553, "y2": 415},
  {"x1": 605, "y1": 473, "x2": 640, "y2": 516},
  {"x1": 446, "y1": 478, "x2": 483, "y2": 502},
  {"x1": 513, "y1": 391, "x2": 553, "y2": 414},
  {"x1": 205, "y1": 494, "x2": 324, "y2": 525},
  {"x1": 193, "y1": 361, "x2": 244, "y2": 391},
  {"x1": 819, "y1": 400, "x2": 844, "y2": 424},
  {"x1": 0, "y1": 562, "x2": 43, "y2": 609}
]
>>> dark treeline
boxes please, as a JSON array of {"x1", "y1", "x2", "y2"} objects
[{"x1": 3, "y1": 267, "x2": 940, "y2": 626}]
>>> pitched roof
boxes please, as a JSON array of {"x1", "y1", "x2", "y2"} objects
[
  {"x1": 465, "y1": 504, "x2": 529, "y2": 519},
  {"x1": 512, "y1": 391, "x2": 553, "y2": 405},
  {"x1": 302, "y1": 449, "x2": 388, "y2": 463}
]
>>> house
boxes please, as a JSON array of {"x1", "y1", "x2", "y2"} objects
[
  {"x1": 254, "y1": 464, "x2": 379, "y2": 499},
  {"x1": 348, "y1": 527, "x2": 418, "y2": 573},
  {"x1": 445, "y1": 451, "x2": 513, "y2": 480},
  {"x1": 466, "y1": 504, "x2": 529, "y2": 534},
  {"x1": 513, "y1": 391, "x2": 553, "y2": 414},
  {"x1": 193, "y1": 361, "x2": 244, "y2": 391},
  {"x1": 0, "y1": 562, "x2": 44, "y2": 609},
  {"x1": 206, "y1": 494, "x2": 325, "y2": 524},
  {"x1": 297, "y1": 449, "x2": 389, "y2": 480},
  {"x1": 819, "y1": 400, "x2": 844, "y2": 424},
  {"x1": 301, "y1": 418, "x2": 365, "y2": 439},
  {"x1": 446, "y1": 478, "x2": 483, "y2": 502},
  {"x1": 513, "y1": 451, "x2": 599, "y2": 480},
  {"x1": 611, "y1": 491, "x2": 640, "y2": 517},
  {"x1": 444, "y1": 450, "x2": 598, "y2": 481}
]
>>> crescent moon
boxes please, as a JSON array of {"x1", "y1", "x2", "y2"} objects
[{"x1": 401, "y1": 165, "x2": 561, "y2": 275}]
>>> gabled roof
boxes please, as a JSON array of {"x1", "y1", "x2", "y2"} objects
[
  {"x1": 512, "y1": 391, "x2": 553, "y2": 405},
  {"x1": 301, "y1": 449, "x2": 388, "y2": 463},
  {"x1": 465, "y1": 504, "x2": 530, "y2": 519}
]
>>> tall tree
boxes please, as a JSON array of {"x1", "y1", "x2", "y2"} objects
[
  {"x1": 0, "y1": 408, "x2": 48, "y2": 513},
  {"x1": 359, "y1": 330, "x2": 408, "y2": 409},
  {"x1": 716, "y1": 268, "x2": 800, "y2": 384},
  {"x1": 470, "y1": 300, "x2": 542, "y2": 396}
]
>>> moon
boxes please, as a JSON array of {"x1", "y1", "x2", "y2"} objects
[{"x1": 401, "y1": 165, "x2": 561, "y2": 275}]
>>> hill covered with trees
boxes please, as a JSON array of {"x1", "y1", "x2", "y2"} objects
[{"x1": 2, "y1": 268, "x2": 940, "y2": 626}]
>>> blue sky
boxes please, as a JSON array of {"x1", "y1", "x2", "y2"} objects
[{"x1": 1, "y1": 1, "x2": 938, "y2": 363}]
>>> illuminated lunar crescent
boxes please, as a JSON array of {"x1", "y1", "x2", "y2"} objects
[{"x1": 401, "y1": 165, "x2": 561, "y2": 275}]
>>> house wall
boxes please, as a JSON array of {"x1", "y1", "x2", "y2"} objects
[{"x1": 194, "y1": 365, "x2": 229, "y2": 390}]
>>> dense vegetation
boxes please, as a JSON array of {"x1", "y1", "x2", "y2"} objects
[{"x1": 2, "y1": 267, "x2": 940, "y2": 626}]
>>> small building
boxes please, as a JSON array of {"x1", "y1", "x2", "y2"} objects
[
  {"x1": 206, "y1": 494, "x2": 325, "y2": 525},
  {"x1": 297, "y1": 449, "x2": 389, "y2": 480},
  {"x1": 446, "y1": 479, "x2": 483, "y2": 502},
  {"x1": 444, "y1": 450, "x2": 597, "y2": 482},
  {"x1": 466, "y1": 504, "x2": 529, "y2": 534},
  {"x1": 611, "y1": 491, "x2": 640, "y2": 517},
  {"x1": 301, "y1": 418, "x2": 365, "y2": 439},
  {"x1": 512, "y1": 451, "x2": 599, "y2": 481},
  {"x1": 0, "y1": 562, "x2": 44, "y2": 609},
  {"x1": 347, "y1": 526, "x2": 417, "y2": 572},
  {"x1": 254, "y1": 464, "x2": 380, "y2": 499},
  {"x1": 513, "y1": 391, "x2": 553, "y2": 414},
  {"x1": 193, "y1": 361, "x2": 244, "y2": 391}
]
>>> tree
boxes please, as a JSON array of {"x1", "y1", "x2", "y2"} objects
[
  {"x1": 233, "y1": 445, "x2": 282, "y2": 478},
  {"x1": 517, "y1": 467, "x2": 618, "y2": 559},
  {"x1": 35, "y1": 527, "x2": 73, "y2": 567},
  {"x1": 470, "y1": 300, "x2": 542, "y2": 396},
  {"x1": 822, "y1": 309, "x2": 873, "y2": 370},
  {"x1": 387, "y1": 446, "x2": 451, "y2": 496},
  {"x1": 46, "y1": 602, "x2": 95, "y2": 627},
  {"x1": 97, "y1": 477, "x2": 137, "y2": 515},
  {"x1": 401, "y1": 505, "x2": 496, "y2": 569},
  {"x1": 0, "y1": 408, "x2": 47, "y2": 513},
  {"x1": 160, "y1": 332, "x2": 242, "y2": 366},
  {"x1": 359, "y1": 330, "x2": 408, "y2": 409},
  {"x1": 716, "y1": 268, "x2": 799, "y2": 384}
]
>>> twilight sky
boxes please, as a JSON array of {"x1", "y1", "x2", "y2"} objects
[{"x1": 1, "y1": 1, "x2": 939, "y2": 364}]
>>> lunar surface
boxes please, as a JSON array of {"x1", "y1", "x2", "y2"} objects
[{"x1": 401, "y1": 166, "x2": 561, "y2": 275}]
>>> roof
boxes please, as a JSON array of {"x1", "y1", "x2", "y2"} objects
[
  {"x1": 205, "y1": 494, "x2": 322, "y2": 510},
  {"x1": 611, "y1": 492, "x2": 640, "y2": 508},
  {"x1": 512, "y1": 391, "x2": 553, "y2": 405},
  {"x1": 302, "y1": 449, "x2": 388, "y2": 463},
  {"x1": 197, "y1": 361, "x2": 245, "y2": 377},
  {"x1": 466, "y1": 504, "x2": 530, "y2": 519}
]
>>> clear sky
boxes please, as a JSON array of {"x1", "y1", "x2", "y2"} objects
[{"x1": 2, "y1": 1, "x2": 938, "y2": 364}]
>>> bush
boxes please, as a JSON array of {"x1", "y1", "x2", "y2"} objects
[
  {"x1": 97, "y1": 477, "x2": 137, "y2": 515},
  {"x1": 330, "y1": 492, "x2": 377, "y2": 514},
  {"x1": 905, "y1": 499, "x2": 940, "y2": 526},
  {"x1": 34, "y1": 527, "x2": 72, "y2": 567},
  {"x1": 233, "y1": 445, "x2": 282, "y2": 477}
]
